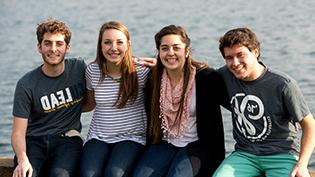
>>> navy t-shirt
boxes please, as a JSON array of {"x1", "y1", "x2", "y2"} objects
[
  {"x1": 13, "y1": 58, "x2": 86, "y2": 136},
  {"x1": 219, "y1": 64, "x2": 310, "y2": 155}
]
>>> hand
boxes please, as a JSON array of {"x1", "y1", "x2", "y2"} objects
[
  {"x1": 135, "y1": 57, "x2": 157, "y2": 67},
  {"x1": 12, "y1": 159, "x2": 33, "y2": 177},
  {"x1": 290, "y1": 163, "x2": 310, "y2": 177}
]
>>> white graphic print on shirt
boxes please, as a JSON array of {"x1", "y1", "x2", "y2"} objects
[{"x1": 231, "y1": 93, "x2": 272, "y2": 142}]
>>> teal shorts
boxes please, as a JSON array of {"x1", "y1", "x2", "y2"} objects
[{"x1": 213, "y1": 151, "x2": 298, "y2": 177}]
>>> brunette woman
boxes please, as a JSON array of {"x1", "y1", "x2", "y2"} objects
[{"x1": 133, "y1": 25, "x2": 230, "y2": 177}]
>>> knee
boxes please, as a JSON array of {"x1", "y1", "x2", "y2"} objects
[
  {"x1": 133, "y1": 166, "x2": 156, "y2": 177},
  {"x1": 49, "y1": 168, "x2": 70, "y2": 177},
  {"x1": 80, "y1": 170, "x2": 98, "y2": 177},
  {"x1": 104, "y1": 167, "x2": 126, "y2": 177}
]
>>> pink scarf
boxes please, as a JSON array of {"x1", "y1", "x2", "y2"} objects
[{"x1": 159, "y1": 66, "x2": 196, "y2": 138}]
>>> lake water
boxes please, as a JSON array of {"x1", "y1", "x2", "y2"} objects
[{"x1": 1, "y1": 0, "x2": 315, "y2": 171}]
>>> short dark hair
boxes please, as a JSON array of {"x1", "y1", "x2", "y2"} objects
[
  {"x1": 36, "y1": 19, "x2": 71, "y2": 45},
  {"x1": 219, "y1": 27, "x2": 260, "y2": 59}
]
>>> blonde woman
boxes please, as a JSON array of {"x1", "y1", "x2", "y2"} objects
[{"x1": 80, "y1": 21, "x2": 150, "y2": 177}]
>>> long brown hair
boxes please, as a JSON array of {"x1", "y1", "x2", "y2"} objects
[
  {"x1": 95, "y1": 21, "x2": 138, "y2": 108},
  {"x1": 148, "y1": 25, "x2": 207, "y2": 144}
]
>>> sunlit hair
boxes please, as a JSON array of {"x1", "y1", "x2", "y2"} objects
[
  {"x1": 36, "y1": 18, "x2": 71, "y2": 45},
  {"x1": 219, "y1": 27, "x2": 261, "y2": 60},
  {"x1": 148, "y1": 25, "x2": 207, "y2": 144},
  {"x1": 95, "y1": 21, "x2": 138, "y2": 108}
]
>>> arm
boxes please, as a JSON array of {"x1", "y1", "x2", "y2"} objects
[
  {"x1": 11, "y1": 116, "x2": 33, "y2": 177},
  {"x1": 82, "y1": 89, "x2": 96, "y2": 112},
  {"x1": 215, "y1": 67, "x2": 231, "y2": 111},
  {"x1": 290, "y1": 114, "x2": 315, "y2": 177},
  {"x1": 135, "y1": 57, "x2": 157, "y2": 67},
  {"x1": 216, "y1": 71, "x2": 231, "y2": 111}
]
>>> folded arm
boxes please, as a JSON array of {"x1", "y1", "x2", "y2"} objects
[{"x1": 82, "y1": 89, "x2": 96, "y2": 112}]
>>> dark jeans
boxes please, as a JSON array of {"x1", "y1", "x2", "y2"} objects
[
  {"x1": 14, "y1": 135, "x2": 83, "y2": 177},
  {"x1": 80, "y1": 139, "x2": 144, "y2": 177},
  {"x1": 133, "y1": 141, "x2": 193, "y2": 177}
]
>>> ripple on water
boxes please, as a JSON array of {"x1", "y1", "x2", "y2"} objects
[{"x1": 1, "y1": 0, "x2": 315, "y2": 171}]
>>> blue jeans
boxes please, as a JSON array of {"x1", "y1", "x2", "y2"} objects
[
  {"x1": 133, "y1": 141, "x2": 193, "y2": 177},
  {"x1": 80, "y1": 139, "x2": 144, "y2": 177},
  {"x1": 14, "y1": 135, "x2": 83, "y2": 177}
]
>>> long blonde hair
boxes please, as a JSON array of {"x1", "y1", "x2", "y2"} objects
[{"x1": 95, "y1": 21, "x2": 138, "y2": 108}]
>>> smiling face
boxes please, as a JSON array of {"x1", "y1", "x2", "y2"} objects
[
  {"x1": 101, "y1": 29, "x2": 129, "y2": 66},
  {"x1": 158, "y1": 34, "x2": 189, "y2": 73},
  {"x1": 38, "y1": 32, "x2": 69, "y2": 66},
  {"x1": 223, "y1": 44, "x2": 261, "y2": 81}
]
